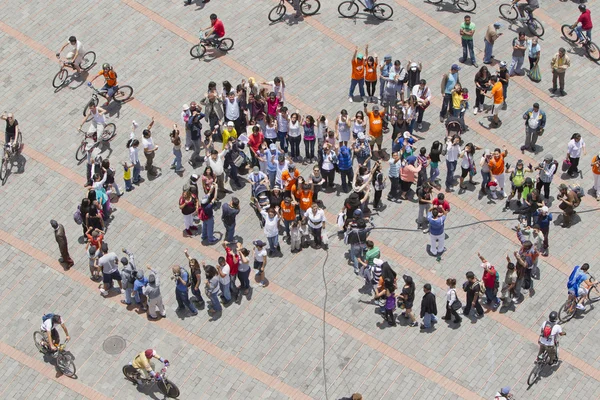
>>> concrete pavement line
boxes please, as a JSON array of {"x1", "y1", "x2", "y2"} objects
[
  {"x1": 0, "y1": 341, "x2": 111, "y2": 400},
  {"x1": 0, "y1": 230, "x2": 311, "y2": 400},
  {"x1": 393, "y1": 0, "x2": 600, "y2": 139}
]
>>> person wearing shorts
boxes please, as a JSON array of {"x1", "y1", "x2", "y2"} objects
[
  {"x1": 364, "y1": 103, "x2": 385, "y2": 154},
  {"x1": 97, "y1": 245, "x2": 124, "y2": 296},
  {"x1": 485, "y1": 75, "x2": 503, "y2": 126}
]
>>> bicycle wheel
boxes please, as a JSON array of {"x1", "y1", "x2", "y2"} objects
[
  {"x1": 586, "y1": 41, "x2": 600, "y2": 61},
  {"x1": 268, "y1": 4, "x2": 286, "y2": 22},
  {"x1": 82, "y1": 96, "x2": 99, "y2": 117},
  {"x1": 33, "y1": 331, "x2": 49, "y2": 354},
  {"x1": 218, "y1": 38, "x2": 234, "y2": 52},
  {"x1": 558, "y1": 298, "x2": 576, "y2": 323},
  {"x1": 529, "y1": 18, "x2": 545, "y2": 37},
  {"x1": 15, "y1": 132, "x2": 22, "y2": 154},
  {"x1": 587, "y1": 284, "x2": 600, "y2": 302},
  {"x1": 456, "y1": 0, "x2": 476, "y2": 12},
  {"x1": 0, "y1": 156, "x2": 8, "y2": 184},
  {"x1": 527, "y1": 362, "x2": 542, "y2": 386},
  {"x1": 190, "y1": 44, "x2": 206, "y2": 58},
  {"x1": 75, "y1": 142, "x2": 87, "y2": 161},
  {"x1": 79, "y1": 51, "x2": 96, "y2": 71},
  {"x1": 561, "y1": 24, "x2": 578, "y2": 43},
  {"x1": 499, "y1": 4, "x2": 518, "y2": 21},
  {"x1": 301, "y1": 0, "x2": 320, "y2": 16},
  {"x1": 157, "y1": 379, "x2": 181, "y2": 398},
  {"x1": 101, "y1": 123, "x2": 117, "y2": 142},
  {"x1": 122, "y1": 365, "x2": 139, "y2": 382},
  {"x1": 338, "y1": 1, "x2": 359, "y2": 18},
  {"x1": 57, "y1": 354, "x2": 76, "y2": 377},
  {"x1": 372, "y1": 3, "x2": 393, "y2": 20},
  {"x1": 114, "y1": 85, "x2": 133, "y2": 103},
  {"x1": 52, "y1": 69, "x2": 68, "y2": 89}
]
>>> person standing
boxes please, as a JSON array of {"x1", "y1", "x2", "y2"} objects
[
  {"x1": 442, "y1": 278, "x2": 462, "y2": 323},
  {"x1": 591, "y1": 152, "x2": 600, "y2": 201},
  {"x1": 444, "y1": 134, "x2": 461, "y2": 192},
  {"x1": 509, "y1": 31, "x2": 527, "y2": 76},
  {"x1": 500, "y1": 257, "x2": 518, "y2": 305},
  {"x1": 473, "y1": 66, "x2": 491, "y2": 115},
  {"x1": 179, "y1": 186, "x2": 198, "y2": 236},
  {"x1": 378, "y1": 55, "x2": 393, "y2": 103},
  {"x1": 98, "y1": 243, "x2": 124, "y2": 297},
  {"x1": 142, "y1": 118, "x2": 158, "y2": 176},
  {"x1": 236, "y1": 244, "x2": 252, "y2": 296},
  {"x1": 412, "y1": 79, "x2": 431, "y2": 131},
  {"x1": 550, "y1": 48, "x2": 570, "y2": 96},
  {"x1": 459, "y1": 15, "x2": 477, "y2": 67},
  {"x1": 485, "y1": 76, "x2": 504, "y2": 127},
  {"x1": 463, "y1": 271, "x2": 484, "y2": 317},
  {"x1": 204, "y1": 146, "x2": 229, "y2": 196},
  {"x1": 120, "y1": 252, "x2": 139, "y2": 307},
  {"x1": 188, "y1": 106, "x2": 205, "y2": 168},
  {"x1": 50, "y1": 220, "x2": 74, "y2": 267},
  {"x1": 427, "y1": 207, "x2": 448, "y2": 261},
  {"x1": 221, "y1": 197, "x2": 240, "y2": 243},
  {"x1": 204, "y1": 265, "x2": 222, "y2": 314},
  {"x1": 527, "y1": 37, "x2": 541, "y2": 71},
  {"x1": 181, "y1": 103, "x2": 192, "y2": 151},
  {"x1": 172, "y1": 265, "x2": 198, "y2": 316},
  {"x1": 488, "y1": 146, "x2": 508, "y2": 198},
  {"x1": 567, "y1": 133, "x2": 586, "y2": 177},
  {"x1": 364, "y1": 104, "x2": 385, "y2": 156},
  {"x1": 521, "y1": 103, "x2": 546, "y2": 153},
  {"x1": 216, "y1": 257, "x2": 232, "y2": 304},
  {"x1": 534, "y1": 154, "x2": 557, "y2": 199},
  {"x1": 478, "y1": 253, "x2": 501, "y2": 308},
  {"x1": 533, "y1": 206, "x2": 552, "y2": 256},
  {"x1": 144, "y1": 266, "x2": 166, "y2": 319},
  {"x1": 419, "y1": 283, "x2": 438, "y2": 330},
  {"x1": 199, "y1": 195, "x2": 219, "y2": 244},
  {"x1": 349, "y1": 45, "x2": 368, "y2": 102},
  {"x1": 253, "y1": 240, "x2": 268, "y2": 287},
  {"x1": 483, "y1": 22, "x2": 503, "y2": 64},
  {"x1": 439, "y1": 64, "x2": 461, "y2": 122}
]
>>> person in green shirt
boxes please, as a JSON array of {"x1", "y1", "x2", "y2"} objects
[
  {"x1": 460, "y1": 15, "x2": 477, "y2": 67},
  {"x1": 358, "y1": 240, "x2": 380, "y2": 281}
]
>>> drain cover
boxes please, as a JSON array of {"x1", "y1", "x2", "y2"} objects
[{"x1": 103, "y1": 336, "x2": 126, "y2": 355}]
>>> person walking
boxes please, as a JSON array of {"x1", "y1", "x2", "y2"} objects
[
  {"x1": 534, "y1": 154, "x2": 557, "y2": 199},
  {"x1": 440, "y1": 64, "x2": 461, "y2": 122},
  {"x1": 144, "y1": 266, "x2": 166, "y2": 319},
  {"x1": 521, "y1": 103, "x2": 546, "y2": 153},
  {"x1": 567, "y1": 133, "x2": 586, "y2": 177},
  {"x1": 349, "y1": 45, "x2": 368, "y2": 102},
  {"x1": 591, "y1": 151, "x2": 600, "y2": 200},
  {"x1": 509, "y1": 31, "x2": 527, "y2": 76},
  {"x1": 463, "y1": 271, "x2": 484, "y2": 317},
  {"x1": 442, "y1": 278, "x2": 462, "y2": 324},
  {"x1": 459, "y1": 15, "x2": 477, "y2": 67},
  {"x1": 221, "y1": 197, "x2": 240, "y2": 243},
  {"x1": 483, "y1": 22, "x2": 503, "y2": 64},
  {"x1": 50, "y1": 220, "x2": 74, "y2": 267},
  {"x1": 419, "y1": 283, "x2": 438, "y2": 330},
  {"x1": 550, "y1": 48, "x2": 570, "y2": 96},
  {"x1": 427, "y1": 206, "x2": 448, "y2": 261},
  {"x1": 172, "y1": 265, "x2": 198, "y2": 316},
  {"x1": 142, "y1": 119, "x2": 159, "y2": 176}
]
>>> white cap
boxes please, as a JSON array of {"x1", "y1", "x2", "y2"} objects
[
  {"x1": 357, "y1": 132, "x2": 366, "y2": 140},
  {"x1": 403, "y1": 131, "x2": 411, "y2": 139},
  {"x1": 227, "y1": 121, "x2": 234, "y2": 127},
  {"x1": 373, "y1": 258, "x2": 384, "y2": 266},
  {"x1": 183, "y1": 104, "x2": 189, "y2": 111},
  {"x1": 541, "y1": 206, "x2": 549, "y2": 213}
]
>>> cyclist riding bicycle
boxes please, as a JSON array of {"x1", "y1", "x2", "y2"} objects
[
  {"x1": 203, "y1": 13, "x2": 225, "y2": 46},
  {"x1": 79, "y1": 102, "x2": 106, "y2": 137},
  {"x1": 567, "y1": 263, "x2": 592, "y2": 310},
  {"x1": 56, "y1": 36, "x2": 85, "y2": 74},
  {"x1": 513, "y1": 0, "x2": 539, "y2": 20},
  {"x1": 88, "y1": 63, "x2": 118, "y2": 107},
  {"x1": 40, "y1": 313, "x2": 70, "y2": 352},
  {"x1": 571, "y1": 4, "x2": 593, "y2": 44},
  {"x1": 537, "y1": 311, "x2": 565, "y2": 366},
  {"x1": 131, "y1": 349, "x2": 169, "y2": 384},
  {"x1": 1, "y1": 112, "x2": 20, "y2": 150}
]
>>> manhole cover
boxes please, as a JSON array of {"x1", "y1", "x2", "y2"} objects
[{"x1": 103, "y1": 336, "x2": 126, "y2": 355}]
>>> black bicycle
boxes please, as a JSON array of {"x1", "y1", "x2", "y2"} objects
[
  {"x1": 82, "y1": 83, "x2": 134, "y2": 116},
  {"x1": 52, "y1": 51, "x2": 96, "y2": 88},
  {"x1": 34, "y1": 333, "x2": 77, "y2": 377},
  {"x1": 190, "y1": 32, "x2": 234, "y2": 58},
  {"x1": 0, "y1": 131, "x2": 22, "y2": 185},
  {"x1": 427, "y1": 0, "x2": 476, "y2": 12},
  {"x1": 123, "y1": 364, "x2": 180, "y2": 398},
  {"x1": 527, "y1": 341, "x2": 560, "y2": 387},
  {"x1": 561, "y1": 24, "x2": 600, "y2": 61},
  {"x1": 268, "y1": 0, "x2": 321, "y2": 22},
  {"x1": 499, "y1": 3, "x2": 544, "y2": 37},
  {"x1": 338, "y1": 0, "x2": 394, "y2": 20}
]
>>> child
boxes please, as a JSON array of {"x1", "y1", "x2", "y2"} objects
[
  {"x1": 451, "y1": 83, "x2": 463, "y2": 118},
  {"x1": 122, "y1": 161, "x2": 133, "y2": 191},
  {"x1": 290, "y1": 220, "x2": 302, "y2": 252},
  {"x1": 384, "y1": 287, "x2": 397, "y2": 326},
  {"x1": 86, "y1": 244, "x2": 101, "y2": 281},
  {"x1": 416, "y1": 147, "x2": 429, "y2": 188},
  {"x1": 256, "y1": 141, "x2": 268, "y2": 173},
  {"x1": 460, "y1": 87, "x2": 470, "y2": 117}
]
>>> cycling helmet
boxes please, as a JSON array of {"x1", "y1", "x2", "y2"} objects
[
  {"x1": 102, "y1": 63, "x2": 111, "y2": 70},
  {"x1": 579, "y1": 4, "x2": 586, "y2": 12},
  {"x1": 549, "y1": 311, "x2": 558, "y2": 322},
  {"x1": 145, "y1": 349, "x2": 155, "y2": 359}
]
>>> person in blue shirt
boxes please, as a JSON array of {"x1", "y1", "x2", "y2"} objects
[
  {"x1": 533, "y1": 205, "x2": 552, "y2": 256},
  {"x1": 567, "y1": 263, "x2": 592, "y2": 310},
  {"x1": 427, "y1": 207, "x2": 448, "y2": 261},
  {"x1": 133, "y1": 270, "x2": 149, "y2": 311},
  {"x1": 265, "y1": 143, "x2": 280, "y2": 189},
  {"x1": 172, "y1": 265, "x2": 198, "y2": 316}
]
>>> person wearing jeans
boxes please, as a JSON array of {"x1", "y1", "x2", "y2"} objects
[
  {"x1": 463, "y1": 271, "x2": 484, "y2": 317},
  {"x1": 205, "y1": 266, "x2": 222, "y2": 314},
  {"x1": 427, "y1": 207, "x2": 448, "y2": 261},
  {"x1": 442, "y1": 279, "x2": 462, "y2": 323},
  {"x1": 573, "y1": 4, "x2": 593, "y2": 43},
  {"x1": 445, "y1": 135, "x2": 461, "y2": 191},
  {"x1": 260, "y1": 208, "x2": 280, "y2": 255},
  {"x1": 483, "y1": 22, "x2": 502, "y2": 64},
  {"x1": 420, "y1": 283, "x2": 438, "y2": 329},
  {"x1": 508, "y1": 32, "x2": 527, "y2": 76},
  {"x1": 337, "y1": 145, "x2": 354, "y2": 193},
  {"x1": 304, "y1": 203, "x2": 326, "y2": 248},
  {"x1": 216, "y1": 258, "x2": 231, "y2": 304},
  {"x1": 479, "y1": 150, "x2": 491, "y2": 194},
  {"x1": 439, "y1": 64, "x2": 460, "y2": 121},
  {"x1": 349, "y1": 46, "x2": 368, "y2": 102},
  {"x1": 221, "y1": 197, "x2": 240, "y2": 243},
  {"x1": 479, "y1": 254, "x2": 501, "y2": 308},
  {"x1": 459, "y1": 16, "x2": 477, "y2": 67},
  {"x1": 236, "y1": 245, "x2": 251, "y2": 295},
  {"x1": 172, "y1": 265, "x2": 197, "y2": 315}
]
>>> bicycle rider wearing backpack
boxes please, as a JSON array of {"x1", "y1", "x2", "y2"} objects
[
  {"x1": 537, "y1": 311, "x2": 565, "y2": 366},
  {"x1": 567, "y1": 263, "x2": 593, "y2": 310},
  {"x1": 88, "y1": 63, "x2": 118, "y2": 107},
  {"x1": 40, "y1": 314, "x2": 70, "y2": 352}
]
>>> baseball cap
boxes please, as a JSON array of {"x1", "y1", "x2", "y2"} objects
[
  {"x1": 373, "y1": 258, "x2": 384, "y2": 266},
  {"x1": 403, "y1": 131, "x2": 411, "y2": 139},
  {"x1": 499, "y1": 61, "x2": 507, "y2": 67},
  {"x1": 500, "y1": 387, "x2": 510, "y2": 395},
  {"x1": 270, "y1": 143, "x2": 277, "y2": 151},
  {"x1": 120, "y1": 257, "x2": 129, "y2": 265},
  {"x1": 183, "y1": 104, "x2": 189, "y2": 111},
  {"x1": 227, "y1": 121, "x2": 234, "y2": 127},
  {"x1": 493, "y1": 22, "x2": 502, "y2": 28},
  {"x1": 253, "y1": 240, "x2": 266, "y2": 247},
  {"x1": 288, "y1": 163, "x2": 296, "y2": 169},
  {"x1": 252, "y1": 166, "x2": 259, "y2": 173},
  {"x1": 383, "y1": 54, "x2": 392, "y2": 60},
  {"x1": 451, "y1": 63, "x2": 461, "y2": 71},
  {"x1": 541, "y1": 206, "x2": 549, "y2": 213},
  {"x1": 372, "y1": 105, "x2": 380, "y2": 111},
  {"x1": 410, "y1": 62, "x2": 418, "y2": 70},
  {"x1": 544, "y1": 154, "x2": 553, "y2": 162},
  {"x1": 356, "y1": 53, "x2": 364, "y2": 59},
  {"x1": 357, "y1": 132, "x2": 366, "y2": 140}
]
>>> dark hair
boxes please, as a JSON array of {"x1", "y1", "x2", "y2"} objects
[
  {"x1": 431, "y1": 208, "x2": 439, "y2": 218},
  {"x1": 69, "y1": 36, "x2": 76, "y2": 43},
  {"x1": 420, "y1": 147, "x2": 427, "y2": 156},
  {"x1": 101, "y1": 159, "x2": 110, "y2": 169},
  {"x1": 208, "y1": 81, "x2": 217, "y2": 91},
  {"x1": 490, "y1": 75, "x2": 499, "y2": 83},
  {"x1": 466, "y1": 271, "x2": 475, "y2": 279},
  {"x1": 446, "y1": 278, "x2": 457, "y2": 287},
  {"x1": 437, "y1": 193, "x2": 445, "y2": 201},
  {"x1": 210, "y1": 149, "x2": 218, "y2": 155},
  {"x1": 218, "y1": 257, "x2": 226, "y2": 265},
  {"x1": 465, "y1": 142, "x2": 476, "y2": 155},
  {"x1": 366, "y1": 240, "x2": 374, "y2": 248},
  {"x1": 52, "y1": 314, "x2": 62, "y2": 324},
  {"x1": 430, "y1": 140, "x2": 442, "y2": 155},
  {"x1": 205, "y1": 265, "x2": 217, "y2": 280},
  {"x1": 222, "y1": 80, "x2": 232, "y2": 94},
  {"x1": 419, "y1": 79, "x2": 427, "y2": 85},
  {"x1": 424, "y1": 283, "x2": 432, "y2": 291},
  {"x1": 231, "y1": 197, "x2": 239, "y2": 208},
  {"x1": 582, "y1": 263, "x2": 590, "y2": 271},
  {"x1": 571, "y1": 133, "x2": 581, "y2": 140},
  {"x1": 210, "y1": 13, "x2": 217, "y2": 20},
  {"x1": 274, "y1": 76, "x2": 281, "y2": 84}
]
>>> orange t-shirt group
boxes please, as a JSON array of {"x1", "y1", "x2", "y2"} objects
[
  {"x1": 351, "y1": 59, "x2": 365, "y2": 81},
  {"x1": 367, "y1": 111, "x2": 385, "y2": 137}
]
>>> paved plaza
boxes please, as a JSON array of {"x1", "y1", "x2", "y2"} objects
[{"x1": 1, "y1": 0, "x2": 600, "y2": 399}]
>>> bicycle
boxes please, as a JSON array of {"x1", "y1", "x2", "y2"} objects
[
  {"x1": 527, "y1": 341, "x2": 559, "y2": 386},
  {"x1": 499, "y1": 3, "x2": 544, "y2": 37},
  {"x1": 123, "y1": 364, "x2": 180, "y2": 398},
  {"x1": 427, "y1": 0, "x2": 476, "y2": 13},
  {"x1": 82, "y1": 83, "x2": 134, "y2": 116},
  {"x1": 189, "y1": 32, "x2": 235, "y2": 59},
  {"x1": 268, "y1": 0, "x2": 321, "y2": 22},
  {"x1": 0, "y1": 131, "x2": 23, "y2": 184},
  {"x1": 52, "y1": 51, "x2": 96, "y2": 89},
  {"x1": 75, "y1": 124, "x2": 116, "y2": 161},
  {"x1": 338, "y1": 0, "x2": 394, "y2": 20},
  {"x1": 33, "y1": 332, "x2": 77, "y2": 377},
  {"x1": 558, "y1": 276, "x2": 600, "y2": 323},
  {"x1": 561, "y1": 24, "x2": 600, "y2": 61}
]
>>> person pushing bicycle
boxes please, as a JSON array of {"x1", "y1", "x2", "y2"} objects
[
  {"x1": 203, "y1": 13, "x2": 225, "y2": 46},
  {"x1": 40, "y1": 313, "x2": 70, "y2": 352},
  {"x1": 88, "y1": 63, "x2": 118, "y2": 107},
  {"x1": 131, "y1": 349, "x2": 169, "y2": 384},
  {"x1": 56, "y1": 36, "x2": 85, "y2": 74},
  {"x1": 513, "y1": 0, "x2": 539, "y2": 21}
]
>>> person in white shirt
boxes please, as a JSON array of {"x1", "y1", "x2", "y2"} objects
[
  {"x1": 537, "y1": 311, "x2": 565, "y2": 366},
  {"x1": 204, "y1": 143, "x2": 229, "y2": 195},
  {"x1": 56, "y1": 36, "x2": 85, "y2": 74},
  {"x1": 141, "y1": 118, "x2": 158, "y2": 176},
  {"x1": 216, "y1": 257, "x2": 232, "y2": 303},
  {"x1": 40, "y1": 314, "x2": 70, "y2": 351},
  {"x1": 303, "y1": 203, "x2": 326, "y2": 248},
  {"x1": 181, "y1": 103, "x2": 193, "y2": 151},
  {"x1": 261, "y1": 77, "x2": 285, "y2": 103},
  {"x1": 412, "y1": 79, "x2": 431, "y2": 131},
  {"x1": 253, "y1": 240, "x2": 268, "y2": 287},
  {"x1": 444, "y1": 135, "x2": 461, "y2": 191},
  {"x1": 566, "y1": 133, "x2": 586, "y2": 177},
  {"x1": 260, "y1": 207, "x2": 281, "y2": 255},
  {"x1": 79, "y1": 103, "x2": 106, "y2": 135},
  {"x1": 224, "y1": 91, "x2": 241, "y2": 132}
]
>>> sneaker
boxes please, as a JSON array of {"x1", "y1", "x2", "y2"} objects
[
  {"x1": 422, "y1": 228, "x2": 429, "y2": 233},
  {"x1": 472, "y1": 62, "x2": 478, "y2": 68},
  {"x1": 348, "y1": 97, "x2": 353, "y2": 103},
  {"x1": 473, "y1": 108, "x2": 478, "y2": 115},
  {"x1": 132, "y1": 120, "x2": 139, "y2": 130},
  {"x1": 410, "y1": 321, "x2": 419, "y2": 327},
  {"x1": 100, "y1": 289, "x2": 108, "y2": 297},
  {"x1": 259, "y1": 281, "x2": 266, "y2": 287},
  {"x1": 549, "y1": 360, "x2": 559, "y2": 367},
  {"x1": 419, "y1": 324, "x2": 427, "y2": 330},
  {"x1": 439, "y1": 116, "x2": 444, "y2": 123},
  {"x1": 417, "y1": 123, "x2": 422, "y2": 130},
  {"x1": 576, "y1": 304, "x2": 585, "y2": 310},
  {"x1": 560, "y1": 90, "x2": 566, "y2": 96},
  {"x1": 170, "y1": 164, "x2": 176, "y2": 169},
  {"x1": 175, "y1": 168, "x2": 185, "y2": 173}
]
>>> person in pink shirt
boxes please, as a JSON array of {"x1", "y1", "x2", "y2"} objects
[{"x1": 399, "y1": 156, "x2": 422, "y2": 200}]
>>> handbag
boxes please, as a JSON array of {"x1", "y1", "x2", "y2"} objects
[
  {"x1": 528, "y1": 62, "x2": 542, "y2": 82},
  {"x1": 450, "y1": 289, "x2": 463, "y2": 311},
  {"x1": 561, "y1": 158, "x2": 571, "y2": 172},
  {"x1": 233, "y1": 154, "x2": 244, "y2": 167},
  {"x1": 468, "y1": 155, "x2": 476, "y2": 177}
]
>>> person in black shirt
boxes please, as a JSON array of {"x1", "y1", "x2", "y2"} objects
[
  {"x1": 1, "y1": 112, "x2": 20, "y2": 147},
  {"x1": 463, "y1": 271, "x2": 484, "y2": 317},
  {"x1": 420, "y1": 283, "x2": 438, "y2": 329}
]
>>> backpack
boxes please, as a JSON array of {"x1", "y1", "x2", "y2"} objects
[
  {"x1": 569, "y1": 184, "x2": 584, "y2": 207},
  {"x1": 495, "y1": 270, "x2": 500, "y2": 290},
  {"x1": 511, "y1": 169, "x2": 525, "y2": 187},
  {"x1": 198, "y1": 205, "x2": 209, "y2": 221},
  {"x1": 477, "y1": 279, "x2": 485, "y2": 296},
  {"x1": 73, "y1": 205, "x2": 83, "y2": 225},
  {"x1": 541, "y1": 320, "x2": 554, "y2": 339},
  {"x1": 42, "y1": 313, "x2": 55, "y2": 323}
]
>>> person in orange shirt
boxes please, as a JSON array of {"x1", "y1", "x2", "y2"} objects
[
  {"x1": 363, "y1": 103, "x2": 385, "y2": 156},
  {"x1": 485, "y1": 75, "x2": 503, "y2": 127},
  {"x1": 365, "y1": 55, "x2": 379, "y2": 103},
  {"x1": 591, "y1": 152, "x2": 600, "y2": 201},
  {"x1": 279, "y1": 197, "x2": 297, "y2": 239},
  {"x1": 295, "y1": 180, "x2": 314, "y2": 214},
  {"x1": 349, "y1": 45, "x2": 368, "y2": 103},
  {"x1": 487, "y1": 145, "x2": 508, "y2": 198},
  {"x1": 281, "y1": 164, "x2": 300, "y2": 197},
  {"x1": 89, "y1": 63, "x2": 118, "y2": 106}
]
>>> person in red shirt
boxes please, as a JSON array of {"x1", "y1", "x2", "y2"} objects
[
  {"x1": 478, "y1": 252, "x2": 501, "y2": 308},
  {"x1": 247, "y1": 125, "x2": 264, "y2": 165},
  {"x1": 222, "y1": 242, "x2": 240, "y2": 299},
  {"x1": 572, "y1": 4, "x2": 593, "y2": 43},
  {"x1": 431, "y1": 193, "x2": 450, "y2": 214},
  {"x1": 204, "y1": 14, "x2": 225, "y2": 45}
]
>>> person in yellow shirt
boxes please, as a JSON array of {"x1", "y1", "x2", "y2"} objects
[
  {"x1": 221, "y1": 121, "x2": 237, "y2": 149},
  {"x1": 550, "y1": 47, "x2": 570, "y2": 96},
  {"x1": 131, "y1": 349, "x2": 169, "y2": 382}
]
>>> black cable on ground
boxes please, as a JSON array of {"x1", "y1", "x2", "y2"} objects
[{"x1": 321, "y1": 242, "x2": 331, "y2": 400}]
